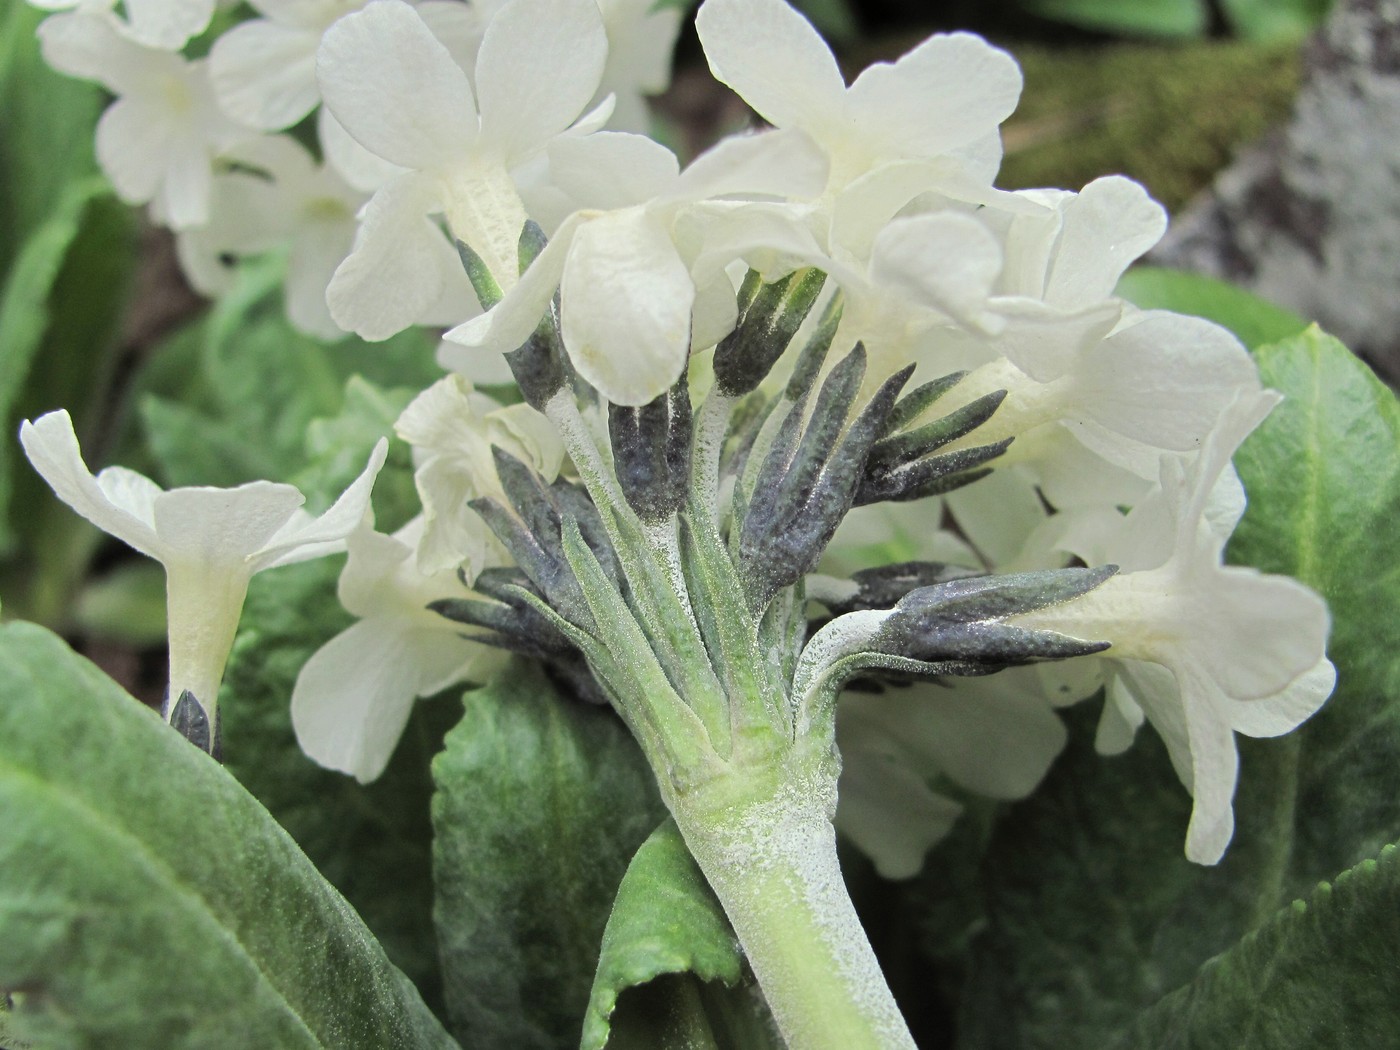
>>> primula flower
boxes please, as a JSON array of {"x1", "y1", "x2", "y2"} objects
[
  {"x1": 291, "y1": 516, "x2": 506, "y2": 782},
  {"x1": 695, "y1": 0, "x2": 1021, "y2": 200},
  {"x1": 394, "y1": 375, "x2": 565, "y2": 575},
  {"x1": 1008, "y1": 390, "x2": 1335, "y2": 863},
  {"x1": 443, "y1": 129, "x2": 826, "y2": 404},
  {"x1": 209, "y1": 0, "x2": 479, "y2": 132},
  {"x1": 27, "y1": 0, "x2": 214, "y2": 51},
  {"x1": 316, "y1": 0, "x2": 609, "y2": 338},
  {"x1": 835, "y1": 670, "x2": 1068, "y2": 878},
  {"x1": 20, "y1": 410, "x2": 387, "y2": 746},
  {"x1": 38, "y1": 12, "x2": 249, "y2": 228},
  {"x1": 175, "y1": 135, "x2": 368, "y2": 340}
]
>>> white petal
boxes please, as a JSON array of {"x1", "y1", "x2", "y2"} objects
[
  {"x1": 1229, "y1": 656, "x2": 1336, "y2": 738},
  {"x1": 1077, "y1": 312, "x2": 1260, "y2": 451},
  {"x1": 886, "y1": 674, "x2": 1067, "y2": 799},
  {"x1": 1179, "y1": 565, "x2": 1331, "y2": 703},
  {"x1": 869, "y1": 212, "x2": 1004, "y2": 332},
  {"x1": 846, "y1": 32, "x2": 1021, "y2": 158},
  {"x1": 253, "y1": 439, "x2": 388, "y2": 569},
  {"x1": 835, "y1": 731, "x2": 963, "y2": 879},
  {"x1": 1095, "y1": 672, "x2": 1144, "y2": 755},
  {"x1": 285, "y1": 215, "x2": 358, "y2": 340},
  {"x1": 122, "y1": 0, "x2": 214, "y2": 49},
  {"x1": 675, "y1": 128, "x2": 827, "y2": 201},
  {"x1": 158, "y1": 142, "x2": 216, "y2": 230},
  {"x1": 695, "y1": 0, "x2": 846, "y2": 136},
  {"x1": 19, "y1": 411, "x2": 162, "y2": 559},
  {"x1": 440, "y1": 212, "x2": 581, "y2": 359},
  {"x1": 318, "y1": 108, "x2": 406, "y2": 192},
  {"x1": 317, "y1": 0, "x2": 477, "y2": 170},
  {"x1": 210, "y1": 21, "x2": 321, "y2": 130},
  {"x1": 151, "y1": 481, "x2": 306, "y2": 565},
  {"x1": 560, "y1": 208, "x2": 694, "y2": 405},
  {"x1": 943, "y1": 467, "x2": 1047, "y2": 568},
  {"x1": 38, "y1": 10, "x2": 172, "y2": 96},
  {"x1": 546, "y1": 131, "x2": 679, "y2": 211},
  {"x1": 95, "y1": 97, "x2": 176, "y2": 207},
  {"x1": 94, "y1": 466, "x2": 164, "y2": 524},
  {"x1": 292, "y1": 617, "x2": 480, "y2": 782},
  {"x1": 326, "y1": 173, "x2": 451, "y2": 340},
  {"x1": 1045, "y1": 176, "x2": 1166, "y2": 309},
  {"x1": 475, "y1": 0, "x2": 607, "y2": 160}
]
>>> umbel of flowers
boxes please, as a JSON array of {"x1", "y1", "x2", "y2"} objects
[{"x1": 21, "y1": 0, "x2": 1333, "y2": 1045}]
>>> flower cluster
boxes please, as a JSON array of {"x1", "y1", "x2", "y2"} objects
[{"x1": 25, "y1": 0, "x2": 1334, "y2": 880}]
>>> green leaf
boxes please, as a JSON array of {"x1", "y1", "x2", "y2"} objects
[
  {"x1": 221, "y1": 559, "x2": 459, "y2": 1010},
  {"x1": 137, "y1": 261, "x2": 438, "y2": 493},
  {"x1": 1020, "y1": 0, "x2": 1206, "y2": 37},
  {"x1": 1117, "y1": 844, "x2": 1400, "y2": 1048},
  {"x1": 432, "y1": 660, "x2": 666, "y2": 1049},
  {"x1": 0, "y1": 620, "x2": 456, "y2": 1049},
  {"x1": 1116, "y1": 266, "x2": 1309, "y2": 349},
  {"x1": 1218, "y1": 0, "x2": 1332, "y2": 42},
  {"x1": 950, "y1": 327, "x2": 1400, "y2": 1047},
  {"x1": 583, "y1": 820, "x2": 749, "y2": 1050},
  {"x1": 0, "y1": 178, "x2": 114, "y2": 548}
]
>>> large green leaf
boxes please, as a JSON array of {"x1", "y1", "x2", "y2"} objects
[
  {"x1": 432, "y1": 661, "x2": 665, "y2": 1048},
  {"x1": 951, "y1": 327, "x2": 1400, "y2": 1047},
  {"x1": 1117, "y1": 844, "x2": 1400, "y2": 1048},
  {"x1": 221, "y1": 558, "x2": 458, "y2": 1009},
  {"x1": 0, "y1": 620, "x2": 456, "y2": 1049},
  {"x1": 583, "y1": 819, "x2": 753, "y2": 1050}
]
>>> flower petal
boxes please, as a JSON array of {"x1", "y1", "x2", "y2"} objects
[
  {"x1": 695, "y1": 0, "x2": 847, "y2": 136},
  {"x1": 846, "y1": 32, "x2": 1021, "y2": 158},
  {"x1": 210, "y1": 20, "x2": 321, "y2": 130},
  {"x1": 475, "y1": 0, "x2": 608, "y2": 160},
  {"x1": 19, "y1": 410, "x2": 162, "y2": 559},
  {"x1": 317, "y1": 0, "x2": 477, "y2": 170},
  {"x1": 254, "y1": 438, "x2": 388, "y2": 569},
  {"x1": 326, "y1": 172, "x2": 453, "y2": 340},
  {"x1": 560, "y1": 208, "x2": 695, "y2": 405},
  {"x1": 291, "y1": 617, "x2": 485, "y2": 782},
  {"x1": 1044, "y1": 176, "x2": 1166, "y2": 309}
]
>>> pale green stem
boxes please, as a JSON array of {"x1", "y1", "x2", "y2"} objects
[
  {"x1": 692, "y1": 391, "x2": 734, "y2": 518},
  {"x1": 668, "y1": 770, "x2": 916, "y2": 1050}
]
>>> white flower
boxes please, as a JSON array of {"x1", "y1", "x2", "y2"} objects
[
  {"x1": 442, "y1": 129, "x2": 826, "y2": 405},
  {"x1": 209, "y1": 0, "x2": 479, "y2": 132},
  {"x1": 316, "y1": 0, "x2": 609, "y2": 338},
  {"x1": 28, "y1": 0, "x2": 214, "y2": 51},
  {"x1": 20, "y1": 409, "x2": 387, "y2": 725},
  {"x1": 1008, "y1": 391, "x2": 1335, "y2": 863},
  {"x1": 394, "y1": 375, "x2": 565, "y2": 575},
  {"x1": 835, "y1": 670, "x2": 1068, "y2": 878},
  {"x1": 291, "y1": 515, "x2": 506, "y2": 782},
  {"x1": 175, "y1": 135, "x2": 369, "y2": 339},
  {"x1": 695, "y1": 0, "x2": 1021, "y2": 200},
  {"x1": 38, "y1": 11, "x2": 249, "y2": 228}
]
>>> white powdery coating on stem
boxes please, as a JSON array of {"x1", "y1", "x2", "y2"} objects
[{"x1": 675, "y1": 771, "x2": 915, "y2": 1049}]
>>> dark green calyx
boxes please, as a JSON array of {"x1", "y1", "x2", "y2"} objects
[
  {"x1": 857, "y1": 387, "x2": 1011, "y2": 505},
  {"x1": 608, "y1": 382, "x2": 692, "y2": 522},
  {"x1": 877, "y1": 566, "x2": 1118, "y2": 667},
  {"x1": 167, "y1": 689, "x2": 222, "y2": 761},
  {"x1": 503, "y1": 302, "x2": 569, "y2": 412},
  {"x1": 456, "y1": 239, "x2": 503, "y2": 311},
  {"x1": 738, "y1": 348, "x2": 913, "y2": 608},
  {"x1": 518, "y1": 219, "x2": 547, "y2": 274},
  {"x1": 712, "y1": 268, "x2": 826, "y2": 397},
  {"x1": 822, "y1": 561, "x2": 985, "y2": 615}
]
